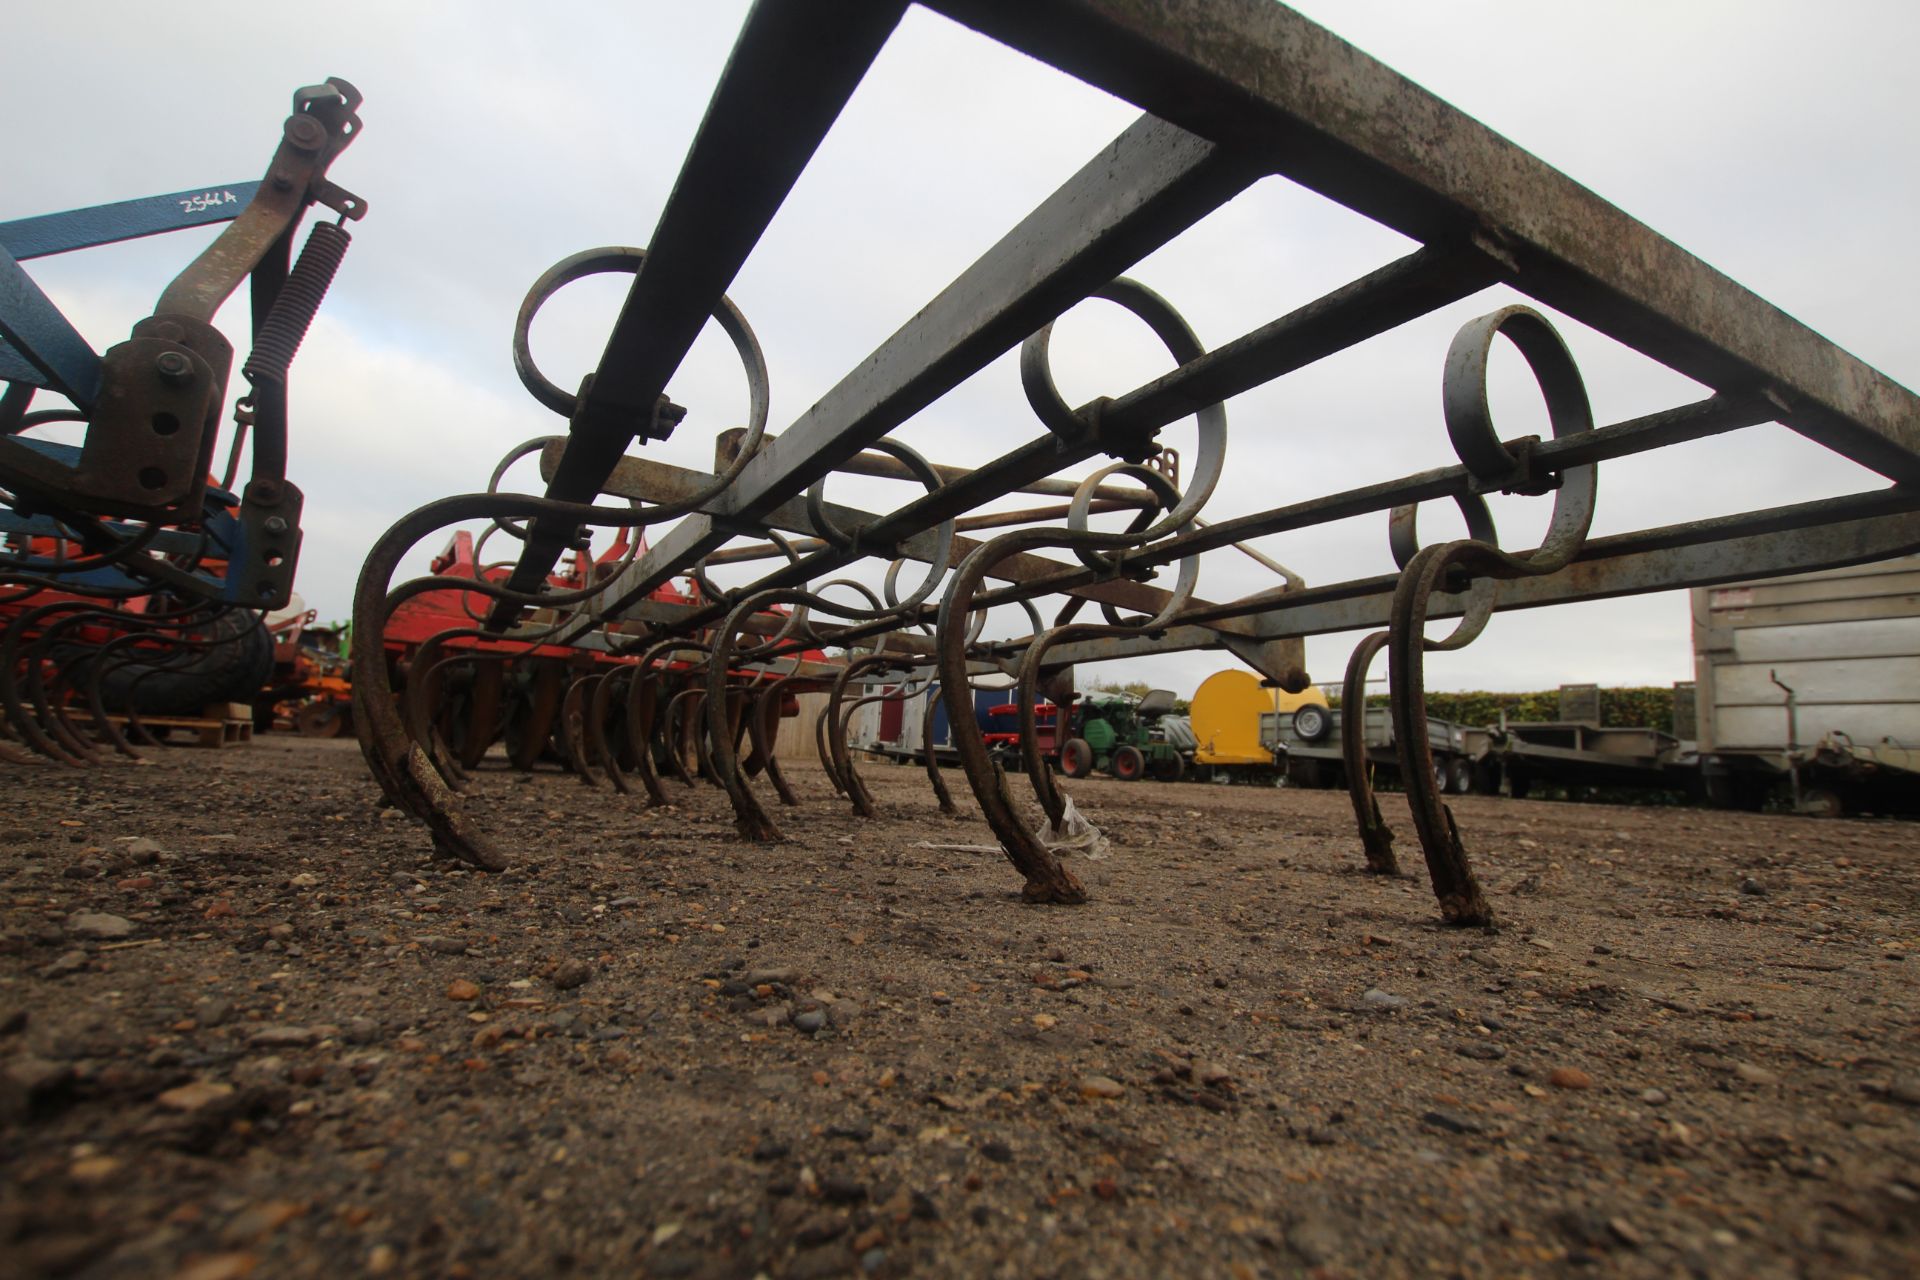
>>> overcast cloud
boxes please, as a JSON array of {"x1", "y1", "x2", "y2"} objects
[{"x1": 11, "y1": 1, "x2": 1917, "y2": 699}]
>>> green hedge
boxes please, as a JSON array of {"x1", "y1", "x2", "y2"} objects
[{"x1": 1327, "y1": 686, "x2": 1682, "y2": 733}]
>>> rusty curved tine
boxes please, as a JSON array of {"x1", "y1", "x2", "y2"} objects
[
  {"x1": 404, "y1": 634, "x2": 473, "y2": 792},
  {"x1": 662, "y1": 686, "x2": 702, "y2": 785},
  {"x1": 1, "y1": 608, "x2": 101, "y2": 764},
  {"x1": 703, "y1": 611, "x2": 785, "y2": 840},
  {"x1": 622, "y1": 656, "x2": 671, "y2": 807},
  {"x1": 586, "y1": 668, "x2": 634, "y2": 796},
  {"x1": 508, "y1": 658, "x2": 567, "y2": 772},
  {"x1": 739, "y1": 690, "x2": 772, "y2": 780},
  {"x1": 118, "y1": 662, "x2": 177, "y2": 748},
  {"x1": 700, "y1": 682, "x2": 750, "y2": 785},
  {"x1": 0, "y1": 698, "x2": 30, "y2": 758},
  {"x1": 560, "y1": 673, "x2": 605, "y2": 786},
  {"x1": 23, "y1": 617, "x2": 108, "y2": 764},
  {"x1": 400, "y1": 635, "x2": 450, "y2": 780},
  {"x1": 428, "y1": 669, "x2": 476, "y2": 790},
  {"x1": 1341, "y1": 631, "x2": 1400, "y2": 875},
  {"x1": 47, "y1": 639, "x2": 123, "y2": 763},
  {"x1": 692, "y1": 686, "x2": 747, "y2": 785},
  {"x1": 1014, "y1": 624, "x2": 1116, "y2": 830},
  {"x1": 813, "y1": 693, "x2": 846, "y2": 796},
  {"x1": 920, "y1": 678, "x2": 958, "y2": 814},
  {"x1": 748, "y1": 675, "x2": 802, "y2": 807},
  {"x1": 835, "y1": 689, "x2": 898, "y2": 818},
  {"x1": 934, "y1": 536, "x2": 1087, "y2": 904},
  {"x1": 630, "y1": 639, "x2": 712, "y2": 805},
  {"x1": 458, "y1": 658, "x2": 507, "y2": 770},
  {"x1": 75, "y1": 632, "x2": 151, "y2": 759},
  {"x1": 839, "y1": 668, "x2": 936, "y2": 814},
  {"x1": 1388, "y1": 547, "x2": 1496, "y2": 926},
  {"x1": 611, "y1": 679, "x2": 642, "y2": 772},
  {"x1": 693, "y1": 693, "x2": 721, "y2": 783},
  {"x1": 826, "y1": 653, "x2": 904, "y2": 819},
  {"x1": 730, "y1": 688, "x2": 753, "y2": 766},
  {"x1": 15, "y1": 615, "x2": 96, "y2": 763}
]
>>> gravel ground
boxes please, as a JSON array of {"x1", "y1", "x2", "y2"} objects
[{"x1": 3, "y1": 735, "x2": 1919, "y2": 1279}]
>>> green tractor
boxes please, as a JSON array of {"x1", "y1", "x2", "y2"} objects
[{"x1": 1058, "y1": 689, "x2": 1189, "y2": 782}]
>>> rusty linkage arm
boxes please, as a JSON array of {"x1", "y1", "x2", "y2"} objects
[{"x1": 1, "y1": 80, "x2": 366, "y2": 768}]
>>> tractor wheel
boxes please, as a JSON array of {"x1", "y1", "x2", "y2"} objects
[
  {"x1": 1154, "y1": 751, "x2": 1186, "y2": 782},
  {"x1": 1059, "y1": 738, "x2": 1094, "y2": 779},
  {"x1": 1112, "y1": 744, "x2": 1147, "y2": 782},
  {"x1": 295, "y1": 701, "x2": 345, "y2": 738}
]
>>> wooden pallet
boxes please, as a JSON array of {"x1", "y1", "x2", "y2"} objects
[{"x1": 94, "y1": 711, "x2": 253, "y2": 748}]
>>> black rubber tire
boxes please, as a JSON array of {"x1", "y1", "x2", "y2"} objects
[
  {"x1": 1291, "y1": 756, "x2": 1327, "y2": 789},
  {"x1": 87, "y1": 611, "x2": 274, "y2": 717},
  {"x1": 1154, "y1": 751, "x2": 1186, "y2": 782},
  {"x1": 1112, "y1": 744, "x2": 1147, "y2": 781},
  {"x1": 1799, "y1": 786, "x2": 1845, "y2": 819},
  {"x1": 1059, "y1": 738, "x2": 1094, "y2": 779},
  {"x1": 1703, "y1": 773, "x2": 1769, "y2": 812},
  {"x1": 1448, "y1": 757, "x2": 1474, "y2": 794},
  {"x1": 1292, "y1": 704, "x2": 1330, "y2": 742},
  {"x1": 1473, "y1": 759, "x2": 1502, "y2": 796}
]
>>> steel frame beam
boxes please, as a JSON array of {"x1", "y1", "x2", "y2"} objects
[{"x1": 929, "y1": 0, "x2": 1920, "y2": 481}]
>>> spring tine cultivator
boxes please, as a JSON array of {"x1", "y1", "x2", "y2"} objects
[{"x1": 354, "y1": 1, "x2": 1919, "y2": 922}]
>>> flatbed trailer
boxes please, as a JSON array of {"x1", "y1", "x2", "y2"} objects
[
  {"x1": 1478, "y1": 720, "x2": 1692, "y2": 797},
  {"x1": 1271, "y1": 706, "x2": 1476, "y2": 793}
]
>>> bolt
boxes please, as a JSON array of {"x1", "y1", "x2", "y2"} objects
[
  {"x1": 285, "y1": 114, "x2": 326, "y2": 151},
  {"x1": 264, "y1": 516, "x2": 289, "y2": 535},
  {"x1": 271, "y1": 172, "x2": 294, "y2": 192},
  {"x1": 154, "y1": 351, "x2": 193, "y2": 385}
]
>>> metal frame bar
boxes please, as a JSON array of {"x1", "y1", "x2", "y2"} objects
[{"x1": 929, "y1": 0, "x2": 1920, "y2": 481}]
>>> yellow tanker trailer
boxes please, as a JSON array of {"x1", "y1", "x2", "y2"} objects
[{"x1": 1188, "y1": 668, "x2": 1329, "y2": 784}]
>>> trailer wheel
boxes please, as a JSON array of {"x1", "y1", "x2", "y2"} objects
[
  {"x1": 1473, "y1": 759, "x2": 1502, "y2": 796},
  {"x1": 1703, "y1": 773, "x2": 1768, "y2": 812},
  {"x1": 1290, "y1": 757, "x2": 1326, "y2": 789},
  {"x1": 1448, "y1": 757, "x2": 1473, "y2": 794},
  {"x1": 1798, "y1": 786, "x2": 1845, "y2": 819},
  {"x1": 1292, "y1": 704, "x2": 1330, "y2": 742},
  {"x1": 1059, "y1": 738, "x2": 1094, "y2": 779},
  {"x1": 1112, "y1": 744, "x2": 1147, "y2": 781},
  {"x1": 1154, "y1": 751, "x2": 1186, "y2": 782}
]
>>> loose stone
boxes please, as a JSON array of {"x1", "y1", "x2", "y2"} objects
[{"x1": 67, "y1": 913, "x2": 133, "y2": 940}]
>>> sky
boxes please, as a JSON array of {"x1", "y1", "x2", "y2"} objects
[{"x1": 10, "y1": 1, "x2": 1918, "y2": 698}]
